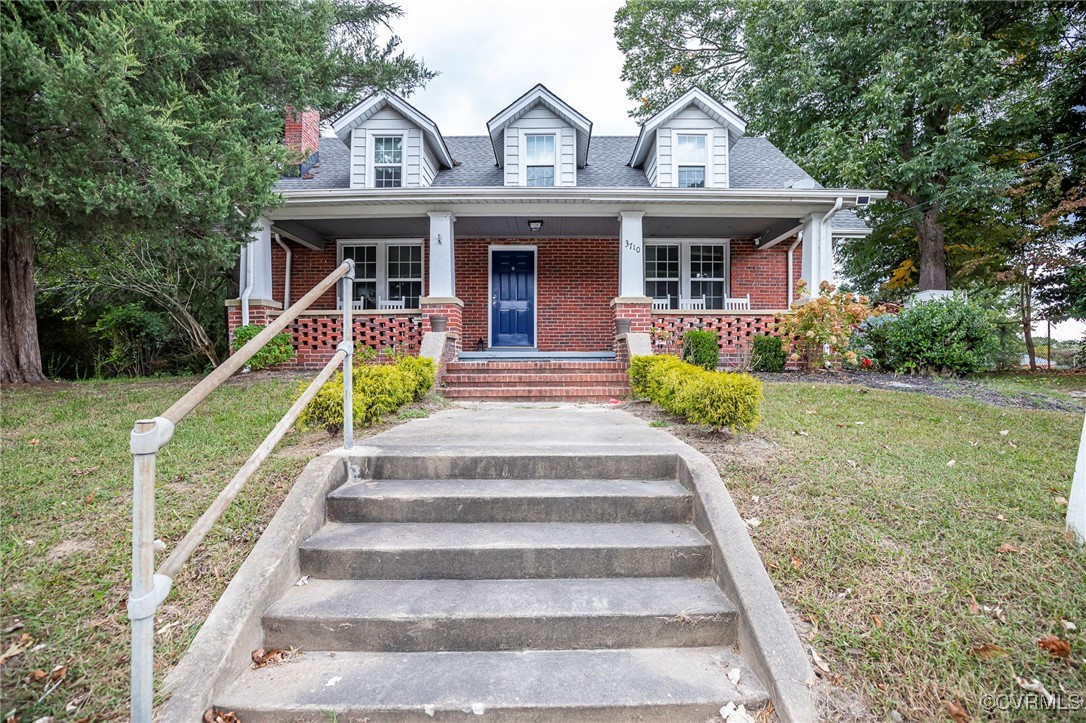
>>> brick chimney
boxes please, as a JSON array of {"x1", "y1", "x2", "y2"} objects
[{"x1": 285, "y1": 106, "x2": 320, "y2": 176}]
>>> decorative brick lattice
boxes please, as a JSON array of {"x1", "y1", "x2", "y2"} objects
[
  {"x1": 652, "y1": 313, "x2": 785, "y2": 366},
  {"x1": 282, "y1": 314, "x2": 423, "y2": 369}
]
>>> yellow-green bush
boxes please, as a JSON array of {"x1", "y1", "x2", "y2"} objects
[
  {"x1": 629, "y1": 355, "x2": 762, "y2": 432},
  {"x1": 299, "y1": 355, "x2": 436, "y2": 431}
]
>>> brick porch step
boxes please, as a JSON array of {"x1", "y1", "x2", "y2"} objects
[{"x1": 441, "y1": 359, "x2": 631, "y2": 401}]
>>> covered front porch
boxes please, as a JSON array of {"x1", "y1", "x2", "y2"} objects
[{"x1": 230, "y1": 189, "x2": 871, "y2": 369}]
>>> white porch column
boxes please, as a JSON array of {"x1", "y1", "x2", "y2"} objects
[
  {"x1": 427, "y1": 211, "x2": 456, "y2": 297},
  {"x1": 240, "y1": 216, "x2": 274, "y2": 302},
  {"x1": 618, "y1": 211, "x2": 645, "y2": 297},
  {"x1": 799, "y1": 213, "x2": 833, "y2": 296}
]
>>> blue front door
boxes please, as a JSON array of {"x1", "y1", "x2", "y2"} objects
[{"x1": 491, "y1": 249, "x2": 535, "y2": 347}]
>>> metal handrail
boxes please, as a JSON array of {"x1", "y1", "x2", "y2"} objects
[{"x1": 128, "y1": 259, "x2": 356, "y2": 722}]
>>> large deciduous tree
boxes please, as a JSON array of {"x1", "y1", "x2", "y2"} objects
[
  {"x1": 615, "y1": 0, "x2": 1072, "y2": 292},
  {"x1": 1, "y1": 0, "x2": 434, "y2": 383}
]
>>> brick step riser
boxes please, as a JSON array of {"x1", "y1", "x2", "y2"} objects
[
  {"x1": 445, "y1": 363, "x2": 628, "y2": 372},
  {"x1": 442, "y1": 388, "x2": 630, "y2": 400},
  {"x1": 263, "y1": 612, "x2": 736, "y2": 653},
  {"x1": 442, "y1": 376, "x2": 630, "y2": 388}
]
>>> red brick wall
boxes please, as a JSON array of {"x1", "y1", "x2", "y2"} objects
[
  {"x1": 729, "y1": 237, "x2": 802, "y2": 308},
  {"x1": 455, "y1": 238, "x2": 620, "y2": 352}
]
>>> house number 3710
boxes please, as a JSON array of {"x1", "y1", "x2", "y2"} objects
[{"x1": 624, "y1": 240, "x2": 642, "y2": 254}]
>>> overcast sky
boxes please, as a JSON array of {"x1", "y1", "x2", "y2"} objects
[{"x1": 393, "y1": 0, "x2": 634, "y2": 137}]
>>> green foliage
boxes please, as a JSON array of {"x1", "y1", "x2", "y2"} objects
[
  {"x1": 231, "y1": 324, "x2": 295, "y2": 371},
  {"x1": 776, "y1": 281, "x2": 881, "y2": 370},
  {"x1": 750, "y1": 335, "x2": 786, "y2": 372},
  {"x1": 629, "y1": 355, "x2": 762, "y2": 432},
  {"x1": 681, "y1": 329, "x2": 720, "y2": 370},
  {"x1": 299, "y1": 355, "x2": 436, "y2": 431},
  {"x1": 92, "y1": 303, "x2": 171, "y2": 377},
  {"x1": 860, "y1": 299, "x2": 998, "y2": 375}
]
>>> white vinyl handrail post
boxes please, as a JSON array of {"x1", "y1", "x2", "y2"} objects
[{"x1": 341, "y1": 259, "x2": 355, "y2": 449}]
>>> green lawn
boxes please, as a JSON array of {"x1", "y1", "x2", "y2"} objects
[
  {"x1": 0, "y1": 374, "x2": 337, "y2": 720},
  {"x1": 717, "y1": 383, "x2": 1084, "y2": 721},
  {"x1": 977, "y1": 371, "x2": 1086, "y2": 404}
]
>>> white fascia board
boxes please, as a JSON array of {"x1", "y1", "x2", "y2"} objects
[
  {"x1": 331, "y1": 92, "x2": 454, "y2": 168},
  {"x1": 630, "y1": 88, "x2": 747, "y2": 168},
  {"x1": 486, "y1": 84, "x2": 593, "y2": 168}
]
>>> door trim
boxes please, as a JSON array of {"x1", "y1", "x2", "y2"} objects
[{"x1": 487, "y1": 245, "x2": 537, "y2": 349}]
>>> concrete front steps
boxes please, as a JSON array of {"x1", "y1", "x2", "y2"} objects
[
  {"x1": 440, "y1": 360, "x2": 630, "y2": 402},
  {"x1": 215, "y1": 457, "x2": 771, "y2": 721}
]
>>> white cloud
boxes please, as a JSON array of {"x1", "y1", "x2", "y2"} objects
[{"x1": 392, "y1": 0, "x2": 635, "y2": 136}]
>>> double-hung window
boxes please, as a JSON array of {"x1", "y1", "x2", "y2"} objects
[
  {"x1": 644, "y1": 240, "x2": 729, "y2": 309},
  {"x1": 339, "y1": 241, "x2": 424, "y2": 309},
  {"x1": 372, "y1": 135, "x2": 403, "y2": 188},
  {"x1": 675, "y1": 133, "x2": 708, "y2": 188},
  {"x1": 525, "y1": 134, "x2": 556, "y2": 187}
]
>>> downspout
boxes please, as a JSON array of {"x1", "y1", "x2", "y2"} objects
[
  {"x1": 273, "y1": 232, "x2": 292, "y2": 308},
  {"x1": 787, "y1": 230, "x2": 802, "y2": 304}
]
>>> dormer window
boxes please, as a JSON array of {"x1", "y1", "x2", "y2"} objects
[
  {"x1": 525, "y1": 134, "x2": 556, "y2": 187},
  {"x1": 676, "y1": 134, "x2": 708, "y2": 188},
  {"x1": 372, "y1": 135, "x2": 404, "y2": 188}
]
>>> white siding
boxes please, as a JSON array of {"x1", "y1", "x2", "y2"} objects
[
  {"x1": 421, "y1": 142, "x2": 438, "y2": 187},
  {"x1": 504, "y1": 106, "x2": 577, "y2": 186},
  {"x1": 347, "y1": 106, "x2": 430, "y2": 188},
  {"x1": 654, "y1": 106, "x2": 730, "y2": 188},
  {"x1": 645, "y1": 138, "x2": 659, "y2": 186}
]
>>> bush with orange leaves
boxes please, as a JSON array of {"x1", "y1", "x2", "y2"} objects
[{"x1": 777, "y1": 280, "x2": 883, "y2": 370}]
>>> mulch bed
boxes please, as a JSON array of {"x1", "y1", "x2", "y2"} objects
[{"x1": 752, "y1": 370, "x2": 1085, "y2": 413}]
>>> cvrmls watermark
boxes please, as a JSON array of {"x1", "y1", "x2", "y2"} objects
[{"x1": 979, "y1": 692, "x2": 1084, "y2": 712}]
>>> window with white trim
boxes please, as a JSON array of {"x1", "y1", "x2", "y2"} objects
[
  {"x1": 525, "y1": 134, "x2": 556, "y2": 187},
  {"x1": 644, "y1": 240, "x2": 729, "y2": 309},
  {"x1": 675, "y1": 133, "x2": 707, "y2": 188},
  {"x1": 339, "y1": 241, "x2": 424, "y2": 309},
  {"x1": 372, "y1": 136, "x2": 403, "y2": 188}
]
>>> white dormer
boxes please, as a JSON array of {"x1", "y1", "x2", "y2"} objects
[
  {"x1": 486, "y1": 84, "x2": 592, "y2": 187},
  {"x1": 629, "y1": 88, "x2": 746, "y2": 189},
  {"x1": 330, "y1": 92, "x2": 453, "y2": 189}
]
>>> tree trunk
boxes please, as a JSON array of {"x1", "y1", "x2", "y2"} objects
[
  {"x1": 1, "y1": 222, "x2": 46, "y2": 384},
  {"x1": 915, "y1": 207, "x2": 948, "y2": 291},
  {"x1": 1021, "y1": 283, "x2": 1036, "y2": 372}
]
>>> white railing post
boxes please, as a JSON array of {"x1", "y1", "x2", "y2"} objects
[
  {"x1": 128, "y1": 417, "x2": 175, "y2": 723},
  {"x1": 341, "y1": 260, "x2": 355, "y2": 449}
]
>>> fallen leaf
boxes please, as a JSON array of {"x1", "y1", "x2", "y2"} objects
[
  {"x1": 996, "y1": 514, "x2": 1006, "y2": 521},
  {"x1": 745, "y1": 517, "x2": 761, "y2": 528},
  {"x1": 945, "y1": 700, "x2": 969, "y2": 723},
  {"x1": 751, "y1": 495, "x2": 760, "y2": 503},
  {"x1": 66, "y1": 456, "x2": 78, "y2": 462},
  {"x1": 250, "y1": 648, "x2": 293, "y2": 668},
  {"x1": 84, "y1": 490, "x2": 95, "y2": 504},
  {"x1": 854, "y1": 421, "x2": 865, "y2": 426},
  {"x1": 970, "y1": 643, "x2": 1009, "y2": 659},
  {"x1": 3, "y1": 621, "x2": 24, "y2": 634},
  {"x1": 1016, "y1": 677, "x2": 1055, "y2": 706},
  {"x1": 28, "y1": 669, "x2": 48, "y2": 682},
  {"x1": 1055, "y1": 496, "x2": 1068, "y2": 506},
  {"x1": 0, "y1": 634, "x2": 33, "y2": 666},
  {"x1": 203, "y1": 709, "x2": 239, "y2": 723},
  {"x1": 804, "y1": 409, "x2": 817, "y2": 415},
  {"x1": 1038, "y1": 635, "x2": 1071, "y2": 659},
  {"x1": 872, "y1": 614, "x2": 883, "y2": 629},
  {"x1": 809, "y1": 647, "x2": 831, "y2": 675},
  {"x1": 727, "y1": 667, "x2": 741, "y2": 685},
  {"x1": 999, "y1": 430, "x2": 1009, "y2": 436},
  {"x1": 28, "y1": 439, "x2": 40, "y2": 446},
  {"x1": 794, "y1": 430, "x2": 809, "y2": 436},
  {"x1": 1062, "y1": 620, "x2": 1077, "y2": 631},
  {"x1": 71, "y1": 467, "x2": 99, "y2": 477},
  {"x1": 49, "y1": 665, "x2": 66, "y2": 682},
  {"x1": 792, "y1": 556, "x2": 803, "y2": 571},
  {"x1": 967, "y1": 593, "x2": 980, "y2": 615},
  {"x1": 946, "y1": 459, "x2": 956, "y2": 467},
  {"x1": 996, "y1": 543, "x2": 1019, "y2": 554},
  {"x1": 294, "y1": 575, "x2": 309, "y2": 587},
  {"x1": 846, "y1": 459, "x2": 857, "y2": 467}
]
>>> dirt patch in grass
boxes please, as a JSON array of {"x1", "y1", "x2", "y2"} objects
[{"x1": 625, "y1": 382, "x2": 1085, "y2": 722}]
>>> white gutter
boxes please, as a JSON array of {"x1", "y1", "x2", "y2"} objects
[
  {"x1": 821, "y1": 196, "x2": 844, "y2": 236},
  {"x1": 273, "y1": 233, "x2": 292, "y2": 308},
  {"x1": 787, "y1": 230, "x2": 803, "y2": 304}
]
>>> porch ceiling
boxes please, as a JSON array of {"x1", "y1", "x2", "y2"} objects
[{"x1": 275, "y1": 215, "x2": 802, "y2": 243}]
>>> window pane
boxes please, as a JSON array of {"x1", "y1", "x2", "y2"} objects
[
  {"x1": 343, "y1": 245, "x2": 377, "y2": 280},
  {"x1": 374, "y1": 136, "x2": 402, "y2": 164},
  {"x1": 352, "y1": 280, "x2": 377, "y2": 309},
  {"x1": 526, "y1": 166, "x2": 554, "y2": 187},
  {"x1": 525, "y1": 134, "x2": 555, "y2": 164},
  {"x1": 678, "y1": 166, "x2": 705, "y2": 188},
  {"x1": 645, "y1": 245, "x2": 679, "y2": 279},
  {"x1": 691, "y1": 280, "x2": 725, "y2": 309},
  {"x1": 387, "y1": 245, "x2": 423, "y2": 280},
  {"x1": 676, "y1": 134, "x2": 707, "y2": 163},
  {"x1": 374, "y1": 166, "x2": 402, "y2": 188},
  {"x1": 646, "y1": 280, "x2": 679, "y2": 308},
  {"x1": 387, "y1": 280, "x2": 422, "y2": 309},
  {"x1": 690, "y1": 245, "x2": 725, "y2": 279}
]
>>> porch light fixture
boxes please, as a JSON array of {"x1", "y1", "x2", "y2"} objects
[{"x1": 528, "y1": 219, "x2": 543, "y2": 233}]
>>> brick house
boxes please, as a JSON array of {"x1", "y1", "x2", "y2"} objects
[{"x1": 231, "y1": 85, "x2": 885, "y2": 399}]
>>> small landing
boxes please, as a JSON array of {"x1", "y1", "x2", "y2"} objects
[{"x1": 457, "y1": 350, "x2": 616, "y2": 362}]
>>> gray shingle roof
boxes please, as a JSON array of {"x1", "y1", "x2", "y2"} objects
[{"x1": 272, "y1": 137, "x2": 868, "y2": 233}]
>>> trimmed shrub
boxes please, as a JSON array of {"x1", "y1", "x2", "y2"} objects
[
  {"x1": 881, "y1": 298, "x2": 997, "y2": 375},
  {"x1": 231, "y1": 324, "x2": 295, "y2": 370},
  {"x1": 681, "y1": 329, "x2": 720, "y2": 370},
  {"x1": 629, "y1": 355, "x2": 762, "y2": 432},
  {"x1": 299, "y1": 355, "x2": 436, "y2": 431},
  {"x1": 750, "y1": 335, "x2": 786, "y2": 372}
]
